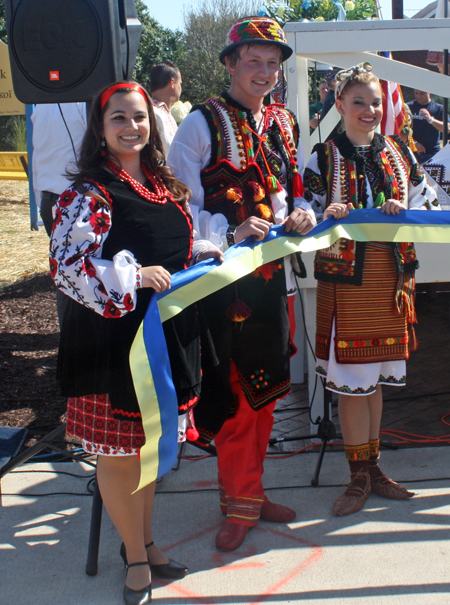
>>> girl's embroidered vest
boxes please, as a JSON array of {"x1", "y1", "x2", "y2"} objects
[
  {"x1": 196, "y1": 96, "x2": 298, "y2": 226},
  {"x1": 315, "y1": 136, "x2": 419, "y2": 285}
]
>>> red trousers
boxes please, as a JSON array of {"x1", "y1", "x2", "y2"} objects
[
  {"x1": 215, "y1": 294, "x2": 296, "y2": 526},
  {"x1": 216, "y1": 362, "x2": 276, "y2": 527}
]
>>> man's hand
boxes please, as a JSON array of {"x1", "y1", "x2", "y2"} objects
[
  {"x1": 323, "y1": 202, "x2": 353, "y2": 220},
  {"x1": 380, "y1": 199, "x2": 405, "y2": 215},
  {"x1": 235, "y1": 216, "x2": 271, "y2": 243},
  {"x1": 283, "y1": 208, "x2": 315, "y2": 235},
  {"x1": 419, "y1": 108, "x2": 432, "y2": 123},
  {"x1": 415, "y1": 141, "x2": 426, "y2": 154},
  {"x1": 196, "y1": 248, "x2": 225, "y2": 263}
]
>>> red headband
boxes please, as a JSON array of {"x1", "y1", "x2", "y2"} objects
[{"x1": 100, "y1": 83, "x2": 148, "y2": 111}]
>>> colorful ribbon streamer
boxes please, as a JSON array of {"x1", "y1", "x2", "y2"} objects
[{"x1": 130, "y1": 209, "x2": 450, "y2": 491}]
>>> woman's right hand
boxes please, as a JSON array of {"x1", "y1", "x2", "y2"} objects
[
  {"x1": 324, "y1": 202, "x2": 353, "y2": 220},
  {"x1": 140, "y1": 266, "x2": 172, "y2": 292},
  {"x1": 235, "y1": 216, "x2": 271, "y2": 243}
]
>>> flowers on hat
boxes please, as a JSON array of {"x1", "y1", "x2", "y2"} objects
[{"x1": 264, "y1": 0, "x2": 378, "y2": 24}]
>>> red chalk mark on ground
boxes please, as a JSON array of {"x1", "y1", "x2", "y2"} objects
[
  {"x1": 249, "y1": 526, "x2": 324, "y2": 604},
  {"x1": 213, "y1": 544, "x2": 258, "y2": 565},
  {"x1": 158, "y1": 522, "x2": 324, "y2": 604},
  {"x1": 161, "y1": 521, "x2": 222, "y2": 552},
  {"x1": 218, "y1": 562, "x2": 266, "y2": 570},
  {"x1": 165, "y1": 582, "x2": 219, "y2": 604}
]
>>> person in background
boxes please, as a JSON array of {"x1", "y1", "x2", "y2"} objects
[
  {"x1": 31, "y1": 102, "x2": 87, "y2": 236},
  {"x1": 309, "y1": 79, "x2": 329, "y2": 129},
  {"x1": 168, "y1": 15, "x2": 315, "y2": 552},
  {"x1": 319, "y1": 72, "x2": 337, "y2": 122},
  {"x1": 408, "y1": 89, "x2": 448, "y2": 163},
  {"x1": 304, "y1": 63, "x2": 439, "y2": 518},
  {"x1": 32, "y1": 102, "x2": 87, "y2": 324},
  {"x1": 50, "y1": 81, "x2": 222, "y2": 605},
  {"x1": 150, "y1": 61, "x2": 182, "y2": 156}
]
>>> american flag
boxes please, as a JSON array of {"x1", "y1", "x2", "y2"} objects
[{"x1": 379, "y1": 51, "x2": 407, "y2": 136}]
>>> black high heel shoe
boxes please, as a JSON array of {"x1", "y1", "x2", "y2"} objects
[
  {"x1": 123, "y1": 561, "x2": 152, "y2": 605},
  {"x1": 120, "y1": 541, "x2": 189, "y2": 580}
]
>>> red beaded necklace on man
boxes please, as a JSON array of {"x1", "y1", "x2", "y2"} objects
[{"x1": 105, "y1": 159, "x2": 174, "y2": 205}]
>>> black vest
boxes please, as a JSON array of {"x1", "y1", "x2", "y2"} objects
[{"x1": 57, "y1": 171, "x2": 200, "y2": 420}]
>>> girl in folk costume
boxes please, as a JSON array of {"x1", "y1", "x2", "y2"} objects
[
  {"x1": 50, "y1": 81, "x2": 222, "y2": 605},
  {"x1": 303, "y1": 64, "x2": 439, "y2": 517}
]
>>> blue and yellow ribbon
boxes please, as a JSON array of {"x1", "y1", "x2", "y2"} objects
[{"x1": 130, "y1": 209, "x2": 450, "y2": 491}]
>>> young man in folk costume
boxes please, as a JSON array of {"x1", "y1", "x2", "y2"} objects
[{"x1": 168, "y1": 16, "x2": 315, "y2": 551}]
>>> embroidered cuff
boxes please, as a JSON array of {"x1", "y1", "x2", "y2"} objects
[
  {"x1": 135, "y1": 268, "x2": 143, "y2": 290},
  {"x1": 226, "y1": 225, "x2": 237, "y2": 248}
]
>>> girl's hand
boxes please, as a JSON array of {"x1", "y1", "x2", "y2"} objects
[
  {"x1": 381, "y1": 199, "x2": 405, "y2": 215},
  {"x1": 140, "y1": 266, "x2": 172, "y2": 292},
  {"x1": 324, "y1": 202, "x2": 353, "y2": 220}
]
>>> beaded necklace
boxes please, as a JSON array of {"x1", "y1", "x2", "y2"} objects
[
  {"x1": 228, "y1": 102, "x2": 303, "y2": 196},
  {"x1": 105, "y1": 159, "x2": 174, "y2": 205}
]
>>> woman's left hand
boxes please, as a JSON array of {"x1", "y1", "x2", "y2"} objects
[{"x1": 381, "y1": 199, "x2": 405, "y2": 215}]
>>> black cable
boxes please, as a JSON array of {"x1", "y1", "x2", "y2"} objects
[
  {"x1": 4, "y1": 474, "x2": 449, "y2": 497},
  {"x1": 273, "y1": 405, "x2": 310, "y2": 414},
  {"x1": 1, "y1": 492, "x2": 93, "y2": 497},
  {"x1": 295, "y1": 276, "x2": 316, "y2": 360},
  {"x1": 58, "y1": 104, "x2": 78, "y2": 162},
  {"x1": 10, "y1": 469, "x2": 96, "y2": 478},
  {"x1": 294, "y1": 274, "x2": 322, "y2": 425}
]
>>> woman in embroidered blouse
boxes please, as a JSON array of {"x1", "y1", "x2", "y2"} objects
[
  {"x1": 303, "y1": 64, "x2": 438, "y2": 518},
  {"x1": 50, "y1": 82, "x2": 222, "y2": 605}
]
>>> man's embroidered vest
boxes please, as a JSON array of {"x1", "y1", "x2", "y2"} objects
[{"x1": 196, "y1": 96, "x2": 298, "y2": 226}]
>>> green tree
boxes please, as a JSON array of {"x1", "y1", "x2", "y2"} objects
[
  {"x1": 178, "y1": 0, "x2": 259, "y2": 104},
  {"x1": 133, "y1": 0, "x2": 185, "y2": 91},
  {"x1": 0, "y1": 0, "x2": 6, "y2": 44}
]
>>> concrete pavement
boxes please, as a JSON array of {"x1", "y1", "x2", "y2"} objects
[{"x1": 1, "y1": 445, "x2": 450, "y2": 605}]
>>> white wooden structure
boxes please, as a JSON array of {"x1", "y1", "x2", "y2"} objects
[{"x1": 284, "y1": 19, "x2": 450, "y2": 424}]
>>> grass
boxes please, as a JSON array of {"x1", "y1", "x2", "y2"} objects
[{"x1": 0, "y1": 181, "x2": 49, "y2": 291}]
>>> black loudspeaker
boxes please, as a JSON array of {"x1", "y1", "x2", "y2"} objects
[{"x1": 5, "y1": 0, "x2": 142, "y2": 104}]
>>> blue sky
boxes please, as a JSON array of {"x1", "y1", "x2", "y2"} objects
[{"x1": 144, "y1": 0, "x2": 430, "y2": 31}]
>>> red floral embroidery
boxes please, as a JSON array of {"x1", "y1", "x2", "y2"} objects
[
  {"x1": 123, "y1": 293, "x2": 134, "y2": 311},
  {"x1": 89, "y1": 210, "x2": 111, "y2": 235},
  {"x1": 58, "y1": 189, "x2": 78, "y2": 207},
  {"x1": 254, "y1": 261, "x2": 282, "y2": 283},
  {"x1": 84, "y1": 258, "x2": 97, "y2": 278},
  {"x1": 89, "y1": 198, "x2": 108, "y2": 213},
  {"x1": 66, "y1": 253, "x2": 82, "y2": 266},
  {"x1": 53, "y1": 207, "x2": 63, "y2": 228},
  {"x1": 49, "y1": 257, "x2": 57, "y2": 278},
  {"x1": 103, "y1": 300, "x2": 120, "y2": 318},
  {"x1": 85, "y1": 242, "x2": 100, "y2": 253}
]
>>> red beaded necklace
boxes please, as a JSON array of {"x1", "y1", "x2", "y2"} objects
[{"x1": 105, "y1": 159, "x2": 174, "y2": 205}]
